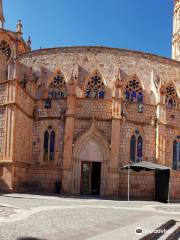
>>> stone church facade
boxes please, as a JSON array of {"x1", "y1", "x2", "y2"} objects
[{"x1": 0, "y1": 0, "x2": 180, "y2": 200}]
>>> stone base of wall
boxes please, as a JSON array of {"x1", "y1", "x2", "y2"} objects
[
  {"x1": 31, "y1": 166, "x2": 62, "y2": 193},
  {"x1": 0, "y1": 163, "x2": 13, "y2": 192},
  {"x1": 13, "y1": 162, "x2": 31, "y2": 192},
  {"x1": 170, "y1": 171, "x2": 180, "y2": 201},
  {"x1": 118, "y1": 171, "x2": 155, "y2": 200}
]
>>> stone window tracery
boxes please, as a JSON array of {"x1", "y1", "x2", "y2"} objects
[
  {"x1": 165, "y1": 85, "x2": 177, "y2": 108},
  {"x1": 48, "y1": 72, "x2": 67, "y2": 99},
  {"x1": 130, "y1": 132, "x2": 143, "y2": 163},
  {"x1": 173, "y1": 136, "x2": 180, "y2": 170},
  {"x1": 86, "y1": 72, "x2": 105, "y2": 99},
  {"x1": 0, "y1": 40, "x2": 11, "y2": 58},
  {"x1": 124, "y1": 77, "x2": 143, "y2": 103},
  {"x1": 43, "y1": 129, "x2": 55, "y2": 162}
]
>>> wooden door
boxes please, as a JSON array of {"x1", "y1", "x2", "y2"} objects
[{"x1": 81, "y1": 162, "x2": 91, "y2": 195}]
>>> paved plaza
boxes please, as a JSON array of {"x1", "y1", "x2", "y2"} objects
[{"x1": 0, "y1": 194, "x2": 179, "y2": 240}]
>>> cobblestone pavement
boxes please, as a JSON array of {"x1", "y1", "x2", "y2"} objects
[{"x1": 0, "y1": 194, "x2": 179, "y2": 240}]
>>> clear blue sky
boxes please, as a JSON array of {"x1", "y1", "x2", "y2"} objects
[{"x1": 4, "y1": 0, "x2": 173, "y2": 58}]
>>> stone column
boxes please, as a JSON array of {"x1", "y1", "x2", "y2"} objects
[
  {"x1": 156, "y1": 85, "x2": 167, "y2": 165},
  {"x1": 62, "y1": 74, "x2": 76, "y2": 193},
  {"x1": 107, "y1": 77, "x2": 123, "y2": 196}
]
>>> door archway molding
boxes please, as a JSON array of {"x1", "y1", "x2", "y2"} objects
[{"x1": 72, "y1": 121, "x2": 110, "y2": 195}]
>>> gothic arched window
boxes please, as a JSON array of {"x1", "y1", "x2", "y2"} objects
[
  {"x1": 43, "y1": 131, "x2": 49, "y2": 162},
  {"x1": 124, "y1": 77, "x2": 143, "y2": 103},
  {"x1": 166, "y1": 85, "x2": 177, "y2": 109},
  {"x1": 48, "y1": 72, "x2": 66, "y2": 99},
  {"x1": 130, "y1": 133, "x2": 143, "y2": 163},
  {"x1": 137, "y1": 136, "x2": 143, "y2": 161},
  {"x1": 86, "y1": 72, "x2": 105, "y2": 99},
  {"x1": 130, "y1": 135, "x2": 136, "y2": 163},
  {"x1": 43, "y1": 129, "x2": 56, "y2": 162},
  {"x1": 0, "y1": 40, "x2": 11, "y2": 59},
  {"x1": 173, "y1": 136, "x2": 180, "y2": 170},
  {"x1": 49, "y1": 131, "x2": 55, "y2": 161}
]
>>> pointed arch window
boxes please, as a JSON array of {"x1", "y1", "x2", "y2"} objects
[
  {"x1": 130, "y1": 133, "x2": 143, "y2": 163},
  {"x1": 43, "y1": 129, "x2": 56, "y2": 162},
  {"x1": 166, "y1": 85, "x2": 177, "y2": 109},
  {"x1": 173, "y1": 136, "x2": 180, "y2": 170},
  {"x1": 86, "y1": 72, "x2": 105, "y2": 99},
  {"x1": 49, "y1": 131, "x2": 55, "y2": 161},
  {"x1": 130, "y1": 135, "x2": 136, "y2": 163},
  {"x1": 124, "y1": 77, "x2": 143, "y2": 103},
  {"x1": 137, "y1": 136, "x2": 143, "y2": 161},
  {"x1": 43, "y1": 131, "x2": 49, "y2": 162},
  {"x1": 48, "y1": 72, "x2": 67, "y2": 99}
]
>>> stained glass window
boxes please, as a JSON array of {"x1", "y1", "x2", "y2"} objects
[
  {"x1": 43, "y1": 130, "x2": 55, "y2": 162},
  {"x1": 49, "y1": 131, "x2": 55, "y2": 161},
  {"x1": 173, "y1": 137, "x2": 180, "y2": 170},
  {"x1": 0, "y1": 40, "x2": 11, "y2": 58},
  {"x1": 124, "y1": 77, "x2": 143, "y2": 103},
  {"x1": 137, "y1": 136, "x2": 143, "y2": 162},
  {"x1": 130, "y1": 135, "x2": 136, "y2": 163},
  {"x1": 165, "y1": 85, "x2": 177, "y2": 109},
  {"x1": 130, "y1": 133, "x2": 143, "y2": 163},
  {"x1": 43, "y1": 131, "x2": 49, "y2": 162},
  {"x1": 48, "y1": 72, "x2": 66, "y2": 99},
  {"x1": 86, "y1": 72, "x2": 105, "y2": 99}
]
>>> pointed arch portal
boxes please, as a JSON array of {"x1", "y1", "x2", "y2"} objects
[{"x1": 72, "y1": 126, "x2": 110, "y2": 196}]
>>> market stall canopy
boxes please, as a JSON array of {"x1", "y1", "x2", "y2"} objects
[
  {"x1": 120, "y1": 161, "x2": 171, "y2": 203},
  {"x1": 120, "y1": 161, "x2": 170, "y2": 172}
]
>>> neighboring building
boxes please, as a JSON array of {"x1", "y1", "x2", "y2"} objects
[{"x1": 0, "y1": 0, "x2": 180, "y2": 200}]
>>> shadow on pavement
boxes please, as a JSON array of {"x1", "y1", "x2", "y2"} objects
[{"x1": 16, "y1": 238, "x2": 47, "y2": 240}]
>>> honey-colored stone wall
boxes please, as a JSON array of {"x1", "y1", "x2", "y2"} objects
[
  {"x1": 31, "y1": 167, "x2": 61, "y2": 192},
  {"x1": 12, "y1": 107, "x2": 32, "y2": 190},
  {"x1": 0, "y1": 46, "x2": 179, "y2": 198},
  {"x1": 122, "y1": 102, "x2": 156, "y2": 124},
  {"x1": 118, "y1": 171, "x2": 155, "y2": 200},
  {"x1": 0, "y1": 107, "x2": 5, "y2": 158},
  {"x1": 170, "y1": 171, "x2": 180, "y2": 200},
  {"x1": 76, "y1": 99, "x2": 112, "y2": 120},
  {"x1": 0, "y1": 83, "x2": 6, "y2": 104},
  {"x1": 20, "y1": 47, "x2": 180, "y2": 94},
  {"x1": 0, "y1": 164, "x2": 12, "y2": 192},
  {"x1": 0, "y1": 52, "x2": 7, "y2": 82}
]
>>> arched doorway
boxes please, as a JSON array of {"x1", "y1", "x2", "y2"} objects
[
  {"x1": 72, "y1": 126, "x2": 110, "y2": 196},
  {"x1": 79, "y1": 137, "x2": 103, "y2": 195}
]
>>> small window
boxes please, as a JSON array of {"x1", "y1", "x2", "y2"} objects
[{"x1": 44, "y1": 98, "x2": 51, "y2": 109}]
